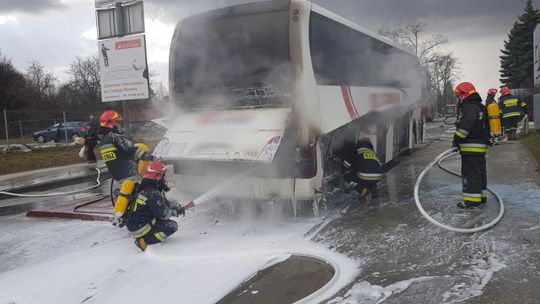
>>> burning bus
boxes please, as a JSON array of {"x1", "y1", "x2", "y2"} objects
[{"x1": 154, "y1": 0, "x2": 426, "y2": 210}]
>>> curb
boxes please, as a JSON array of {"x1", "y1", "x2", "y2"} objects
[
  {"x1": 0, "y1": 168, "x2": 111, "y2": 201},
  {"x1": 521, "y1": 140, "x2": 540, "y2": 172}
]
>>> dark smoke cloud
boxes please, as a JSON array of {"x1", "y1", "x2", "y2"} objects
[
  {"x1": 0, "y1": 0, "x2": 66, "y2": 14},
  {"x1": 144, "y1": 0, "x2": 525, "y2": 38},
  {"x1": 312, "y1": 0, "x2": 525, "y2": 37}
]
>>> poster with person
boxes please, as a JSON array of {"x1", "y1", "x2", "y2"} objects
[{"x1": 98, "y1": 34, "x2": 150, "y2": 102}]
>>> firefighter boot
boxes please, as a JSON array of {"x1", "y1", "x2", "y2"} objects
[
  {"x1": 456, "y1": 201, "x2": 482, "y2": 209},
  {"x1": 359, "y1": 187, "x2": 370, "y2": 199},
  {"x1": 134, "y1": 238, "x2": 148, "y2": 252}
]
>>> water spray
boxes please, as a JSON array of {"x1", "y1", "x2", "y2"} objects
[
  {"x1": 181, "y1": 169, "x2": 256, "y2": 210},
  {"x1": 414, "y1": 149, "x2": 504, "y2": 233}
]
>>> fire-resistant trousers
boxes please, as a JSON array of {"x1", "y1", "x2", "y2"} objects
[
  {"x1": 503, "y1": 116, "x2": 521, "y2": 134},
  {"x1": 140, "y1": 219, "x2": 178, "y2": 245},
  {"x1": 461, "y1": 153, "x2": 487, "y2": 204}
]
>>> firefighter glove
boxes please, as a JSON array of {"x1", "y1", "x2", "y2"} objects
[{"x1": 172, "y1": 203, "x2": 186, "y2": 217}]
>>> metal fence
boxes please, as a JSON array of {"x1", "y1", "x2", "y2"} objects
[
  {"x1": 1, "y1": 109, "x2": 99, "y2": 146},
  {"x1": 0, "y1": 108, "x2": 167, "y2": 149}
]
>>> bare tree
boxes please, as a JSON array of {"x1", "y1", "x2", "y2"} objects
[
  {"x1": 379, "y1": 21, "x2": 448, "y2": 65},
  {"x1": 379, "y1": 21, "x2": 460, "y2": 111},
  {"x1": 151, "y1": 80, "x2": 169, "y2": 104},
  {"x1": 430, "y1": 53, "x2": 461, "y2": 108},
  {"x1": 25, "y1": 60, "x2": 57, "y2": 103},
  {"x1": 67, "y1": 56, "x2": 101, "y2": 109}
]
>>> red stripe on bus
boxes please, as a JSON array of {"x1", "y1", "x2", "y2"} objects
[{"x1": 341, "y1": 85, "x2": 358, "y2": 120}]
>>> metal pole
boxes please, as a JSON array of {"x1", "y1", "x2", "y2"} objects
[
  {"x1": 18, "y1": 121, "x2": 23, "y2": 138},
  {"x1": 122, "y1": 100, "x2": 131, "y2": 137},
  {"x1": 3, "y1": 110, "x2": 8, "y2": 152},
  {"x1": 63, "y1": 111, "x2": 68, "y2": 146},
  {"x1": 115, "y1": 2, "x2": 131, "y2": 138}
]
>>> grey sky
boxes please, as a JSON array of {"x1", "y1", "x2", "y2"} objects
[
  {"x1": 0, "y1": 0, "x2": 531, "y2": 96},
  {"x1": 0, "y1": 0, "x2": 66, "y2": 13}
]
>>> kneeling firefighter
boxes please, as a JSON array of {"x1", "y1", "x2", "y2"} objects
[
  {"x1": 98, "y1": 110, "x2": 155, "y2": 225},
  {"x1": 453, "y1": 82, "x2": 491, "y2": 209},
  {"x1": 126, "y1": 161, "x2": 185, "y2": 252},
  {"x1": 341, "y1": 138, "x2": 383, "y2": 199}
]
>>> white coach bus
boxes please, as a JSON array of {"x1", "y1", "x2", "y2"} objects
[{"x1": 155, "y1": 0, "x2": 426, "y2": 208}]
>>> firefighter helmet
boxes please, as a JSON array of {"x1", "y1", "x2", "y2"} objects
[
  {"x1": 487, "y1": 88, "x2": 498, "y2": 96},
  {"x1": 143, "y1": 161, "x2": 167, "y2": 180},
  {"x1": 99, "y1": 110, "x2": 122, "y2": 129},
  {"x1": 454, "y1": 82, "x2": 477, "y2": 101},
  {"x1": 500, "y1": 86, "x2": 510, "y2": 96}
]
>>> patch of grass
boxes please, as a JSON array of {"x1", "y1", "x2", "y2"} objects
[
  {"x1": 522, "y1": 129, "x2": 540, "y2": 168},
  {"x1": 0, "y1": 137, "x2": 157, "y2": 175},
  {"x1": 1, "y1": 136, "x2": 35, "y2": 144},
  {"x1": 0, "y1": 146, "x2": 98, "y2": 175}
]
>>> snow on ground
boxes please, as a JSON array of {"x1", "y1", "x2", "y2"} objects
[{"x1": 0, "y1": 198, "x2": 360, "y2": 304}]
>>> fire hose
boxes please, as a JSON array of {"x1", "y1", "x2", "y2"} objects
[
  {"x1": 414, "y1": 149, "x2": 504, "y2": 233},
  {"x1": 0, "y1": 168, "x2": 102, "y2": 198}
]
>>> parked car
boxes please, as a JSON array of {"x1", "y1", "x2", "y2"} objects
[{"x1": 33, "y1": 121, "x2": 88, "y2": 143}]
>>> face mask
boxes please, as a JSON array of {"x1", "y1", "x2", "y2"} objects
[{"x1": 159, "y1": 179, "x2": 170, "y2": 192}]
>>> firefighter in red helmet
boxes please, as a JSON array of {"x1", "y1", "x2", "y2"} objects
[
  {"x1": 486, "y1": 88, "x2": 498, "y2": 105},
  {"x1": 99, "y1": 110, "x2": 155, "y2": 225},
  {"x1": 126, "y1": 161, "x2": 185, "y2": 252},
  {"x1": 498, "y1": 86, "x2": 527, "y2": 140},
  {"x1": 453, "y1": 82, "x2": 491, "y2": 208}
]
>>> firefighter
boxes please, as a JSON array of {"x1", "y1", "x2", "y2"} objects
[
  {"x1": 341, "y1": 137, "x2": 383, "y2": 199},
  {"x1": 485, "y1": 88, "x2": 498, "y2": 105},
  {"x1": 486, "y1": 88, "x2": 502, "y2": 139},
  {"x1": 498, "y1": 86, "x2": 527, "y2": 140},
  {"x1": 98, "y1": 110, "x2": 155, "y2": 224},
  {"x1": 126, "y1": 161, "x2": 185, "y2": 252},
  {"x1": 452, "y1": 82, "x2": 490, "y2": 208}
]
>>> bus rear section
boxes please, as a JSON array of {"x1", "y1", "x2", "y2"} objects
[{"x1": 158, "y1": 2, "x2": 320, "y2": 202}]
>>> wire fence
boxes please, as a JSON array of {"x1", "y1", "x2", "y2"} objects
[{"x1": 0, "y1": 109, "x2": 166, "y2": 148}]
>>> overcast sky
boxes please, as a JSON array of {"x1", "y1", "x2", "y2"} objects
[{"x1": 0, "y1": 0, "x2": 530, "y2": 97}]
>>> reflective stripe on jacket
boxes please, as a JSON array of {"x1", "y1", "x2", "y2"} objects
[{"x1": 453, "y1": 93, "x2": 490, "y2": 155}]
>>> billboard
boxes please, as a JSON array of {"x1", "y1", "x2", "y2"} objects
[{"x1": 98, "y1": 34, "x2": 149, "y2": 102}]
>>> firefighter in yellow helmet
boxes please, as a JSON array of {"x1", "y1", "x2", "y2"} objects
[{"x1": 98, "y1": 110, "x2": 155, "y2": 225}]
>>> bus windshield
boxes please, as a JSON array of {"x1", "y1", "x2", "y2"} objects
[{"x1": 172, "y1": 7, "x2": 292, "y2": 109}]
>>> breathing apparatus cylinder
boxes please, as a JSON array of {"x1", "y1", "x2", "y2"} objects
[
  {"x1": 112, "y1": 143, "x2": 150, "y2": 221},
  {"x1": 135, "y1": 143, "x2": 151, "y2": 176},
  {"x1": 487, "y1": 103, "x2": 502, "y2": 137},
  {"x1": 114, "y1": 179, "x2": 136, "y2": 219}
]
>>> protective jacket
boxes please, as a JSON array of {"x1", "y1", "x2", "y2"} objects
[
  {"x1": 126, "y1": 179, "x2": 179, "y2": 236},
  {"x1": 453, "y1": 93, "x2": 490, "y2": 155},
  {"x1": 499, "y1": 93, "x2": 526, "y2": 119},
  {"x1": 342, "y1": 143, "x2": 383, "y2": 185},
  {"x1": 99, "y1": 130, "x2": 152, "y2": 181}
]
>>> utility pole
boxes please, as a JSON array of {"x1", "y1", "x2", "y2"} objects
[
  {"x1": 63, "y1": 111, "x2": 68, "y2": 146},
  {"x1": 114, "y1": 2, "x2": 131, "y2": 137},
  {"x1": 3, "y1": 110, "x2": 8, "y2": 153}
]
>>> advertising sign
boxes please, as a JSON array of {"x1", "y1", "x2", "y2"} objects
[{"x1": 98, "y1": 34, "x2": 149, "y2": 102}]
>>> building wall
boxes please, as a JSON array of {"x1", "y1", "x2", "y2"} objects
[{"x1": 535, "y1": 24, "x2": 540, "y2": 86}]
